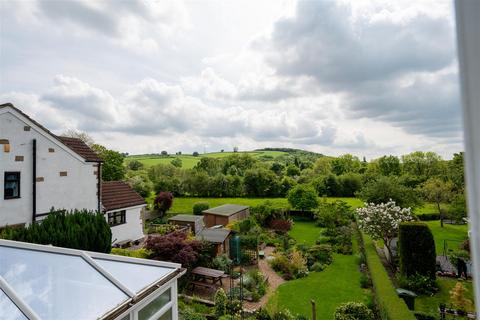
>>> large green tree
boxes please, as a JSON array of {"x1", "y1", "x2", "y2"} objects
[
  {"x1": 287, "y1": 184, "x2": 319, "y2": 211},
  {"x1": 92, "y1": 144, "x2": 126, "y2": 181},
  {"x1": 377, "y1": 155, "x2": 401, "y2": 176},
  {"x1": 356, "y1": 176, "x2": 421, "y2": 208},
  {"x1": 422, "y1": 178, "x2": 454, "y2": 227}
]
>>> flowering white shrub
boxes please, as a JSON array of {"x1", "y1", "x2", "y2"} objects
[{"x1": 356, "y1": 200, "x2": 414, "y2": 263}]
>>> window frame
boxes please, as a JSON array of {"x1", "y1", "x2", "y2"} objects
[
  {"x1": 4, "y1": 172, "x2": 21, "y2": 200},
  {"x1": 108, "y1": 210, "x2": 126, "y2": 226}
]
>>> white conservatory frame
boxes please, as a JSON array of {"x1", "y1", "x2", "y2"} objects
[{"x1": 0, "y1": 239, "x2": 185, "y2": 320}]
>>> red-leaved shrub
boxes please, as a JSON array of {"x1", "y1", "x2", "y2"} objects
[{"x1": 269, "y1": 219, "x2": 292, "y2": 232}]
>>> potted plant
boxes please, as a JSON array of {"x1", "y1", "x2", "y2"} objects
[{"x1": 449, "y1": 282, "x2": 473, "y2": 315}]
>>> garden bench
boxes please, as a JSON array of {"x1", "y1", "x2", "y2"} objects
[{"x1": 189, "y1": 280, "x2": 217, "y2": 291}]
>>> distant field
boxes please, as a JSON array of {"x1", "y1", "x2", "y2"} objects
[
  {"x1": 126, "y1": 150, "x2": 288, "y2": 169},
  {"x1": 167, "y1": 197, "x2": 363, "y2": 214}
]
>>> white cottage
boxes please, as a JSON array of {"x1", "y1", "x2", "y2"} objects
[{"x1": 0, "y1": 103, "x2": 145, "y2": 243}]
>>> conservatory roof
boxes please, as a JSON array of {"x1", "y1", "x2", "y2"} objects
[{"x1": 0, "y1": 239, "x2": 184, "y2": 320}]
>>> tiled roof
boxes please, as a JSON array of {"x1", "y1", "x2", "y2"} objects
[
  {"x1": 102, "y1": 181, "x2": 146, "y2": 212},
  {"x1": 202, "y1": 204, "x2": 249, "y2": 216},
  {"x1": 57, "y1": 136, "x2": 102, "y2": 162},
  {"x1": 1, "y1": 103, "x2": 102, "y2": 163}
]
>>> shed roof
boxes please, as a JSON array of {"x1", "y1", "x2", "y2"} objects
[
  {"x1": 202, "y1": 204, "x2": 249, "y2": 217},
  {"x1": 0, "y1": 239, "x2": 184, "y2": 320},
  {"x1": 196, "y1": 228, "x2": 231, "y2": 243},
  {"x1": 102, "y1": 181, "x2": 146, "y2": 212},
  {"x1": 168, "y1": 214, "x2": 204, "y2": 223}
]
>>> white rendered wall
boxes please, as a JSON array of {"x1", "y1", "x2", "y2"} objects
[
  {"x1": 0, "y1": 107, "x2": 98, "y2": 226},
  {"x1": 108, "y1": 205, "x2": 145, "y2": 243}
]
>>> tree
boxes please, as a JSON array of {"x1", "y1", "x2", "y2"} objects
[
  {"x1": 286, "y1": 164, "x2": 300, "y2": 177},
  {"x1": 62, "y1": 129, "x2": 95, "y2": 147},
  {"x1": 161, "y1": 150, "x2": 168, "y2": 156},
  {"x1": 170, "y1": 158, "x2": 182, "y2": 168},
  {"x1": 270, "y1": 162, "x2": 285, "y2": 176},
  {"x1": 287, "y1": 184, "x2": 319, "y2": 211},
  {"x1": 313, "y1": 157, "x2": 333, "y2": 175},
  {"x1": 154, "y1": 191, "x2": 174, "y2": 217},
  {"x1": 357, "y1": 200, "x2": 414, "y2": 265},
  {"x1": 421, "y1": 178, "x2": 453, "y2": 227},
  {"x1": 244, "y1": 168, "x2": 280, "y2": 197},
  {"x1": 377, "y1": 155, "x2": 401, "y2": 176},
  {"x1": 398, "y1": 222, "x2": 436, "y2": 279},
  {"x1": 331, "y1": 154, "x2": 362, "y2": 175},
  {"x1": 193, "y1": 151, "x2": 199, "y2": 157},
  {"x1": 92, "y1": 144, "x2": 126, "y2": 181},
  {"x1": 448, "y1": 152, "x2": 465, "y2": 191},
  {"x1": 127, "y1": 159, "x2": 144, "y2": 171},
  {"x1": 401, "y1": 151, "x2": 443, "y2": 178},
  {"x1": 449, "y1": 193, "x2": 468, "y2": 222},
  {"x1": 126, "y1": 172, "x2": 153, "y2": 197},
  {"x1": 356, "y1": 176, "x2": 421, "y2": 208}
]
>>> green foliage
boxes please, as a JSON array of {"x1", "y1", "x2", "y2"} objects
[
  {"x1": 421, "y1": 178, "x2": 453, "y2": 217},
  {"x1": 126, "y1": 171, "x2": 153, "y2": 197},
  {"x1": 171, "y1": 158, "x2": 183, "y2": 168},
  {"x1": 111, "y1": 248, "x2": 151, "y2": 258},
  {"x1": 398, "y1": 222, "x2": 436, "y2": 280},
  {"x1": 244, "y1": 168, "x2": 280, "y2": 197},
  {"x1": 213, "y1": 254, "x2": 232, "y2": 272},
  {"x1": 331, "y1": 154, "x2": 362, "y2": 175},
  {"x1": 413, "y1": 312, "x2": 436, "y2": 320},
  {"x1": 397, "y1": 273, "x2": 437, "y2": 295},
  {"x1": 448, "y1": 193, "x2": 467, "y2": 222},
  {"x1": 356, "y1": 176, "x2": 421, "y2": 208},
  {"x1": 92, "y1": 144, "x2": 126, "y2": 181},
  {"x1": 287, "y1": 185, "x2": 318, "y2": 211},
  {"x1": 127, "y1": 159, "x2": 144, "y2": 171},
  {"x1": 416, "y1": 213, "x2": 440, "y2": 221},
  {"x1": 307, "y1": 244, "x2": 333, "y2": 266},
  {"x1": 193, "y1": 202, "x2": 209, "y2": 215},
  {"x1": 333, "y1": 302, "x2": 374, "y2": 320},
  {"x1": 377, "y1": 155, "x2": 401, "y2": 176},
  {"x1": 315, "y1": 199, "x2": 353, "y2": 228},
  {"x1": 1, "y1": 209, "x2": 112, "y2": 253},
  {"x1": 361, "y1": 234, "x2": 416, "y2": 320},
  {"x1": 214, "y1": 288, "x2": 228, "y2": 318}
]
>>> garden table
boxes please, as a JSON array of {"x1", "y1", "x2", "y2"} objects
[{"x1": 191, "y1": 266, "x2": 226, "y2": 286}]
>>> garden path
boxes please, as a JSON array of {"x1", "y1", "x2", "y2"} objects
[{"x1": 244, "y1": 246, "x2": 285, "y2": 311}]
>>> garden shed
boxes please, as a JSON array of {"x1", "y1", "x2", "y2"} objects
[
  {"x1": 168, "y1": 214, "x2": 204, "y2": 235},
  {"x1": 202, "y1": 204, "x2": 249, "y2": 227},
  {"x1": 196, "y1": 228, "x2": 232, "y2": 256},
  {"x1": 0, "y1": 239, "x2": 185, "y2": 320}
]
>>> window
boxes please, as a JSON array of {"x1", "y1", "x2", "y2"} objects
[
  {"x1": 4, "y1": 172, "x2": 20, "y2": 199},
  {"x1": 138, "y1": 289, "x2": 171, "y2": 320},
  {"x1": 108, "y1": 210, "x2": 126, "y2": 226}
]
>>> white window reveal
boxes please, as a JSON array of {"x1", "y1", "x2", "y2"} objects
[{"x1": 4, "y1": 172, "x2": 20, "y2": 199}]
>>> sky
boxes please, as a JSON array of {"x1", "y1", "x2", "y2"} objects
[{"x1": 0, "y1": 0, "x2": 463, "y2": 159}]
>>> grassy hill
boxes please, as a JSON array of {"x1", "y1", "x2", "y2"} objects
[{"x1": 126, "y1": 150, "x2": 289, "y2": 169}]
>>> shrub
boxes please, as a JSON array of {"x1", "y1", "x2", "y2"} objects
[
  {"x1": 111, "y1": 248, "x2": 151, "y2": 258},
  {"x1": 145, "y1": 231, "x2": 214, "y2": 269},
  {"x1": 214, "y1": 288, "x2": 228, "y2": 317},
  {"x1": 193, "y1": 202, "x2": 209, "y2": 215},
  {"x1": 360, "y1": 273, "x2": 370, "y2": 289},
  {"x1": 310, "y1": 262, "x2": 326, "y2": 272},
  {"x1": 397, "y1": 273, "x2": 437, "y2": 295},
  {"x1": 269, "y1": 219, "x2": 293, "y2": 232},
  {"x1": 398, "y1": 222, "x2": 436, "y2": 279},
  {"x1": 255, "y1": 308, "x2": 272, "y2": 320},
  {"x1": 416, "y1": 213, "x2": 440, "y2": 221},
  {"x1": 334, "y1": 302, "x2": 374, "y2": 320},
  {"x1": 272, "y1": 309, "x2": 295, "y2": 320},
  {"x1": 315, "y1": 199, "x2": 353, "y2": 228},
  {"x1": 154, "y1": 191, "x2": 174, "y2": 217},
  {"x1": 1, "y1": 209, "x2": 111, "y2": 253},
  {"x1": 356, "y1": 176, "x2": 421, "y2": 208},
  {"x1": 450, "y1": 282, "x2": 473, "y2": 313},
  {"x1": 413, "y1": 312, "x2": 436, "y2": 320},
  {"x1": 307, "y1": 244, "x2": 333, "y2": 266},
  {"x1": 287, "y1": 185, "x2": 319, "y2": 211},
  {"x1": 213, "y1": 254, "x2": 232, "y2": 272}
]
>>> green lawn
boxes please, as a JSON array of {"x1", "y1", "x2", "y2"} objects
[
  {"x1": 168, "y1": 197, "x2": 362, "y2": 214},
  {"x1": 289, "y1": 219, "x2": 322, "y2": 246},
  {"x1": 267, "y1": 254, "x2": 367, "y2": 319},
  {"x1": 416, "y1": 278, "x2": 475, "y2": 315},
  {"x1": 425, "y1": 220, "x2": 469, "y2": 254}
]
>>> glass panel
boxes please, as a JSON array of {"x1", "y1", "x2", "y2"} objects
[
  {"x1": 157, "y1": 308, "x2": 172, "y2": 320},
  {"x1": 138, "y1": 289, "x2": 171, "y2": 320},
  {"x1": 0, "y1": 246, "x2": 128, "y2": 319},
  {"x1": 0, "y1": 289, "x2": 27, "y2": 320},
  {"x1": 94, "y1": 258, "x2": 173, "y2": 293},
  {"x1": 119, "y1": 314, "x2": 131, "y2": 320}
]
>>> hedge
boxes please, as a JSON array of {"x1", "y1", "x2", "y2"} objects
[
  {"x1": 361, "y1": 233, "x2": 415, "y2": 320},
  {"x1": 398, "y1": 222, "x2": 436, "y2": 279},
  {"x1": 416, "y1": 213, "x2": 440, "y2": 221}
]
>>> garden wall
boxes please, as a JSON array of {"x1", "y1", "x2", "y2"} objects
[{"x1": 361, "y1": 233, "x2": 416, "y2": 320}]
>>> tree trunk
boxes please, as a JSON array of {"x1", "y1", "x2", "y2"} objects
[{"x1": 438, "y1": 202, "x2": 444, "y2": 228}]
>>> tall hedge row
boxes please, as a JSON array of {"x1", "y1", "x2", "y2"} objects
[
  {"x1": 398, "y1": 222, "x2": 436, "y2": 279},
  {"x1": 1, "y1": 209, "x2": 112, "y2": 253},
  {"x1": 361, "y1": 233, "x2": 415, "y2": 320}
]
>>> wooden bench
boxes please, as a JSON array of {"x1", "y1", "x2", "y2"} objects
[{"x1": 189, "y1": 280, "x2": 217, "y2": 291}]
